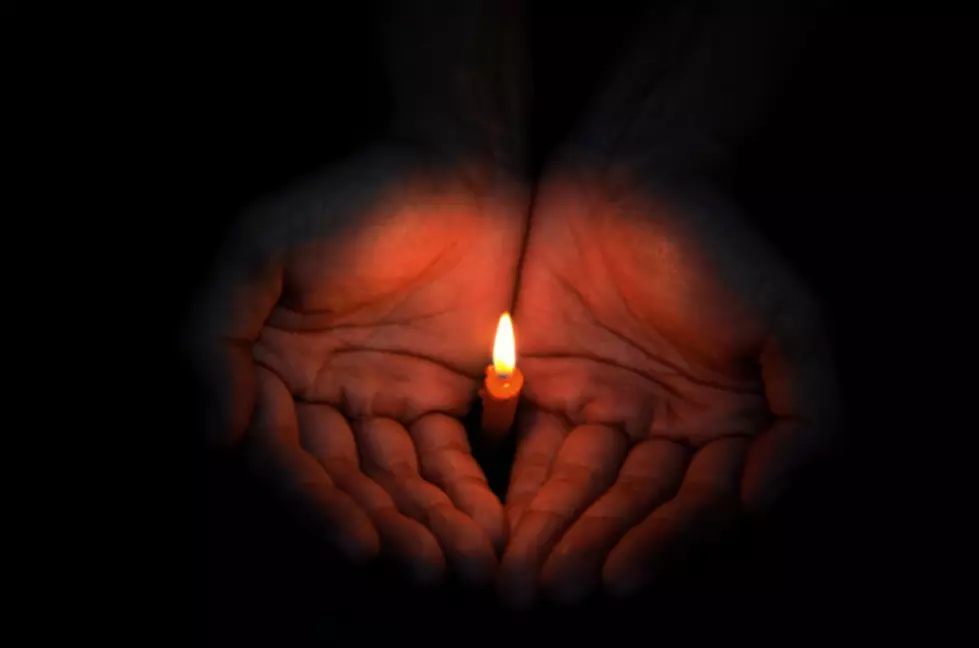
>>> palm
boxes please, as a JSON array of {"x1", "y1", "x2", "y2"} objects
[
  {"x1": 500, "y1": 163, "x2": 838, "y2": 606},
  {"x1": 197, "y1": 146, "x2": 526, "y2": 584}
]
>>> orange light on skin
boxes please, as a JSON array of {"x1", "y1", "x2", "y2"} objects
[{"x1": 481, "y1": 313, "x2": 524, "y2": 437}]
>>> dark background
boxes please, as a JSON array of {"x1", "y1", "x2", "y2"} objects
[{"x1": 173, "y1": 2, "x2": 974, "y2": 644}]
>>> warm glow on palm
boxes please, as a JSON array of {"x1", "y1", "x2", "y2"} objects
[
  {"x1": 191, "y1": 147, "x2": 527, "y2": 585},
  {"x1": 498, "y1": 165, "x2": 839, "y2": 607}
]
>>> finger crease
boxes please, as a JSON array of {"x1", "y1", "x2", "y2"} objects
[{"x1": 449, "y1": 474, "x2": 488, "y2": 489}]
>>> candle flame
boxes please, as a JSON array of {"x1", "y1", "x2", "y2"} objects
[{"x1": 493, "y1": 312, "x2": 516, "y2": 377}]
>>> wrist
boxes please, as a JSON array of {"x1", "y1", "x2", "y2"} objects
[{"x1": 378, "y1": 0, "x2": 528, "y2": 179}]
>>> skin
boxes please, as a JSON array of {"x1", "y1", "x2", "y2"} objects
[
  {"x1": 497, "y1": 3, "x2": 839, "y2": 609},
  {"x1": 188, "y1": 145, "x2": 528, "y2": 585},
  {"x1": 188, "y1": 0, "x2": 530, "y2": 589},
  {"x1": 499, "y1": 160, "x2": 840, "y2": 607},
  {"x1": 192, "y1": 0, "x2": 840, "y2": 607}
]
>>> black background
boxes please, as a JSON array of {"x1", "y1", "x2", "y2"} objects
[{"x1": 165, "y1": 2, "x2": 975, "y2": 644}]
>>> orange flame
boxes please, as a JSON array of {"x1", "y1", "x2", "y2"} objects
[{"x1": 493, "y1": 312, "x2": 516, "y2": 377}]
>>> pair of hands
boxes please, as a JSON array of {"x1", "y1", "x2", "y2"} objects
[{"x1": 190, "y1": 138, "x2": 839, "y2": 608}]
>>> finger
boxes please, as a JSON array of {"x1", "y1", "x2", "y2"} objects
[
  {"x1": 504, "y1": 410, "x2": 568, "y2": 534},
  {"x1": 356, "y1": 417, "x2": 497, "y2": 585},
  {"x1": 409, "y1": 413, "x2": 506, "y2": 554},
  {"x1": 540, "y1": 439, "x2": 688, "y2": 604},
  {"x1": 182, "y1": 235, "x2": 283, "y2": 447},
  {"x1": 742, "y1": 419, "x2": 826, "y2": 514},
  {"x1": 297, "y1": 403, "x2": 444, "y2": 585},
  {"x1": 499, "y1": 424, "x2": 628, "y2": 610},
  {"x1": 245, "y1": 367, "x2": 379, "y2": 563},
  {"x1": 603, "y1": 436, "x2": 747, "y2": 598},
  {"x1": 745, "y1": 303, "x2": 842, "y2": 513}
]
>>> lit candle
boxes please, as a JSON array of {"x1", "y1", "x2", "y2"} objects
[{"x1": 480, "y1": 312, "x2": 524, "y2": 438}]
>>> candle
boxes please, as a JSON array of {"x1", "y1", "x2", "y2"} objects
[{"x1": 480, "y1": 312, "x2": 524, "y2": 438}]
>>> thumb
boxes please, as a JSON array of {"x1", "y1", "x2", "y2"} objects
[
  {"x1": 182, "y1": 235, "x2": 283, "y2": 448},
  {"x1": 742, "y1": 298, "x2": 843, "y2": 514}
]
